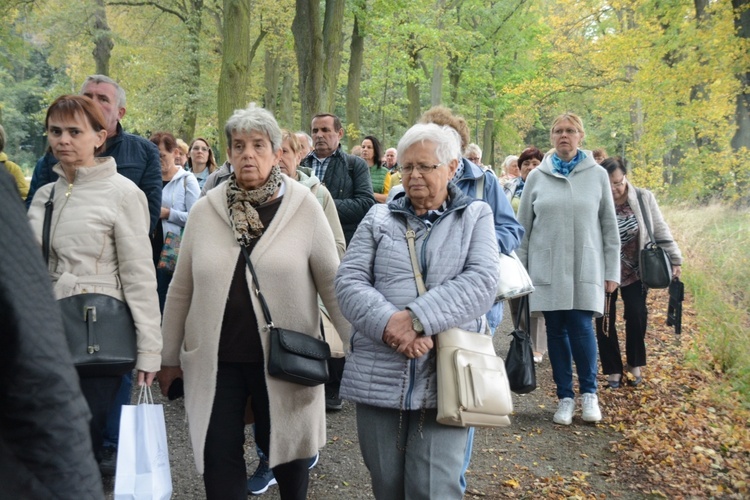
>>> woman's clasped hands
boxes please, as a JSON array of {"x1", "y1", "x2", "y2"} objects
[{"x1": 382, "y1": 310, "x2": 434, "y2": 359}]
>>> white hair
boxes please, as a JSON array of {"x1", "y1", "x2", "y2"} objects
[
  {"x1": 397, "y1": 123, "x2": 461, "y2": 166},
  {"x1": 465, "y1": 143, "x2": 482, "y2": 158},
  {"x1": 224, "y1": 103, "x2": 282, "y2": 152}
]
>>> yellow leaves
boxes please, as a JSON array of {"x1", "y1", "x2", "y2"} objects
[{"x1": 502, "y1": 478, "x2": 520, "y2": 488}]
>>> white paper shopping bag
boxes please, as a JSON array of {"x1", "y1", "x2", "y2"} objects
[{"x1": 114, "y1": 386, "x2": 173, "y2": 500}]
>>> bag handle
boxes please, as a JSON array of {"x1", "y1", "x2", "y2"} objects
[
  {"x1": 240, "y1": 245, "x2": 326, "y2": 341},
  {"x1": 513, "y1": 295, "x2": 530, "y2": 334},
  {"x1": 405, "y1": 223, "x2": 426, "y2": 296},
  {"x1": 42, "y1": 185, "x2": 56, "y2": 265},
  {"x1": 137, "y1": 384, "x2": 155, "y2": 405}
]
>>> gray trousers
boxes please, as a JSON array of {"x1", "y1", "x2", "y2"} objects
[{"x1": 356, "y1": 403, "x2": 469, "y2": 500}]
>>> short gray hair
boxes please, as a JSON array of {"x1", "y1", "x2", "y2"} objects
[
  {"x1": 80, "y1": 75, "x2": 126, "y2": 108},
  {"x1": 296, "y1": 131, "x2": 313, "y2": 148},
  {"x1": 224, "y1": 103, "x2": 282, "y2": 153},
  {"x1": 465, "y1": 143, "x2": 482, "y2": 159},
  {"x1": 397, "y1": 123, "x2": 461, "y2": 166}
]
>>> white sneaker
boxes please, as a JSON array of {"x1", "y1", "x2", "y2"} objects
[
  {"x1": 581, "y1": 393, "x2": 602, "y2": 423},
  {"x1": 553, "y1": 397, "x2": 575, "y2": 425}
]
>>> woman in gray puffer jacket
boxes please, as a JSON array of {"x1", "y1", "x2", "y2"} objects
[{"x1": 335, "y1": 123, "x2": 499, "y2": 500}]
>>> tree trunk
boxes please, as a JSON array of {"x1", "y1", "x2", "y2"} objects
[
  {"x1": 322, "y1": 0, "x2": 346, "y2": 113},
  {"x1": 407, "y1": 45, "x2": 421, "y2": 125},
  {"x1": 482, "y1": 111, "x2": 494, "y2": 169},
  {"x1": 345, "y1": 14, "x2": 364, "y2": 149},
  {"x1": 279, "y1": 72, "x2": 294, "y2": 129},
  {"x1": 431, "y1": 59, "x2": 443, "y2": 106},
  {"x1": 292, "y1": 0, "x2": 324, "y2": 130},
  {"x1": 448, "y1": 55, "x2": 461, "y2": 105},
  {"x1": 690, "y1": 0, "x2": 712, "y2": 151},
  {"x1": 217, "y1": 0, "x2": 263, "y2": 161},
  {"x1": 731, "y1": 0, "x2": 750, "y2": 151},
  {"x1": 264, "y1": 50, "x2": 281, "y2": 115},
  {"x1": 91, "y1": 0, "x2": 113, "y2": 75},
  {"x1": 177, "y1": 1, "x2": 203, "y2": 140}
]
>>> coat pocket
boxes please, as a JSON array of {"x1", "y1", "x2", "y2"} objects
[
  {"x1": 579, "y1": 245, "x2": 603, "y2": 284},
  {"x1": 528, "y1": 248, "x2": 551, "y2": 285}
]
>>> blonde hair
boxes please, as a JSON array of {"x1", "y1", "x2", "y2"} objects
[{"x1": 550, "y1": 112, "x2": 586, "y2": 142}]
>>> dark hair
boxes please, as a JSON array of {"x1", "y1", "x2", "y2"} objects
[
  {"x1": 600, "y1": 156, "x2": 627, "y2": 176},
  {"x1": 186, "y1": 137, "x2": 218, "y2": 173},
  {"x1": 149, "y1": 131, "x2": 177, "y2": 153},
  {"x1": 362, "y1": 135, "x2": 384, "y2": 168},
  {"x1": 312, "y1": 113, "x2": 343, "y2": 132},
  {"x1": 45, "y1": 95, "x2": 107, "y2": 154},
  {"x1": 518, "y1": 146, "x2": 544, "y2": 167}
]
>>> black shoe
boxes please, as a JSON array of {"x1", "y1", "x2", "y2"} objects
[
  {"x1": 99, "y1": 446, "x2": 117, "y2": 477},
  {"x1": 325, "y1": 388, "x2": 343, "y2": 411}
]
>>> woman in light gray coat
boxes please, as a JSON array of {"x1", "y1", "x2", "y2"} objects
[
  {"x1": 517, "y1": 112, "x2": 620, "y2": 427},
  {"x1": 335, "y1": 123, "x2": 500, "y2": 499}
]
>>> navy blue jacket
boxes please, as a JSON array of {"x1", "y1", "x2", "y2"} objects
[{"x1": 26, "y1": 123, "x2": 162, "y2": 233}]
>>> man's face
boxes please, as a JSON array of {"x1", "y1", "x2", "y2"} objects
[
  {"x1": 81, "y1": 81, "x2": 124, "y2": 136},
  {"x1": 311, "y1": 116, "x2": 343, "y2": 159},
  {"x1": 385, "y1": 149, "x2": 398, "y2": 168}
]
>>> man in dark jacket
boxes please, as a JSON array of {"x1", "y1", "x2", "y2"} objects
[
  {"x1": 0, "y1": 170, "x2": 104, "y2": 499},
  {"x1": 301, "y1": 113, "x2": 375, "y2": 246},
  {"x1": 25, "y1": 74, "x2": 162, "y2": 234}
]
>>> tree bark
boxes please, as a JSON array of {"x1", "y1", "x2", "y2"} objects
[
  {"x1": 264, "y1": 50, "x2": 281, "y2": 115},
  {"x1": 292, "y1": 0, "x2": 324, "y2": 130},
  {"x1": 91, "y1": 0, "x2": 114, "y2": 75},
  {"x1": 731, "y1": 0, "x2": 750, "y2": 151},
  {"x1": 482, "y1": 111, "x2": 494, "y2": 170},
  {"x1": 279, "y1": 72, "x2": 294, "y2": 129},
  {"x1": 177, "y1": 0, "x2": 203, "y2": 140},
  {"x1": 431, "y1": 59, "x2": 443, "y2": 106},
  {"x1": 407, "y1": 45, "x2": 422, "y2": 125},
  {"x1": 345, "y1": 13, "x2": 364, "y2": 149},
  {"x1": 217, "y1": 0, "x2": 265, "y2": 160},
  {"x1": 322, "y1": 0, "x2": 346, "y2": 113}
]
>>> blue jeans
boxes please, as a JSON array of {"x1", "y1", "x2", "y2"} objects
[
  {"x1": 103, "y1": 372, "x2": 133, "y2": 448},
  {"x1": 459, "y1": 426, "x2": 475, "y2": 492},
  {"x1": 486, "y1": 301, "x2": 503, "y2": 335},
  {"x1": 543, "y1": 310, "x2": 598, "y2": 399}
]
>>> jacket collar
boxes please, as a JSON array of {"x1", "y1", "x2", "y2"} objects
[
  {"x1": 456, "y1": 157, "x2": 483, "y2": 181},
  {"x1": 52, "y1": 157, "x2": 118, "y2": 183},
  {"x1": 103, "y1": 122, "x2": 125, "y2": 153}
]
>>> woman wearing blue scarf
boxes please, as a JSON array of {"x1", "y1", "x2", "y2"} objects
[{"x1": 516, "y1": 113, "x2": 620, "y2": 426}]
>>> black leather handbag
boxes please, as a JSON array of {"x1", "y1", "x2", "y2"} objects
[
  {"x1": 43, "y1": 186, "x2": 137, "y2": 377},
  {"x1": 636, "y1": 189, "x2": 673, "y2": 289},
  {"x1": 240, "y1": 247, "x2": 330, "y2": 387},
  {"x1": 504, "y1": 296, "x2": 537, "y2": 394}
]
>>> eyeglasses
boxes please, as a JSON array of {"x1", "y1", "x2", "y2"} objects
[
  {"x1": 467, "y1": 157, "x2": 480, "y2": 163},
  {"x1": 401, "y1": 163, "x2": 443, "y2": 175},
  {"x1": 552, "y1": 128, "x2": 579, "y2": 136},
  {"x1": 610, "y1": 177, "x2": 627, "y2": 188},
  {"x1": 192, "y1": 146, "x2": 210, "y2": 152}
]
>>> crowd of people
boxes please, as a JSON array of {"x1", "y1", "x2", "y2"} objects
[{"x1": 1, "y1": 73, "x2": 683, "y2": 500}]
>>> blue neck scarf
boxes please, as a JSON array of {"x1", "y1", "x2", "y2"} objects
[
  {"x1": 551, "y1": 150, "x2": 585, "y2": 177},
  {"x1": 514, "y1": 178, "x2": 525, "y2": 199}
]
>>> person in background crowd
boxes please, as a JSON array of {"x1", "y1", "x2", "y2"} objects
[
  {"x1": 25, "y1": 75, "x2": 161, "y2": 234},
  {"x1": 498, "y1": 154, "x2": 520, "y2": 185},
  {"x1": 158, "y1": 103, "x2": 348, "y2": 500},
  {"x1": 300, "y1": 113, "x2": 375, "y2": 411},
  {"x1": 335, "y1": 123, "x2": 500, "y2": 499},
  {"x1": 517, "y1": 112, "x2": 620, "y2": 426},
  {"x1": 384, "y1": 147, "x2": 401, "y2": 186},
  {"x1": 595, "y1": 157, "x2": 682, "y2": 388},
  {"x1": 149, "y1": 132, "x2": 200, "y2": 313},
  {"x1": 27, "y1": 95, "x2": 162, "y2": 469},
  {"x1": 593, "y1": 148, "x2": 608, "y2": 164},
  {"x1": 24, "y1": 75, "x2": 162, "y2": 477},
  {"x1": 418, "y1": 105, "x2": 524, "y2": 494},
  {"x1": 504, "y1": 146, "x2": 547, "y2": 363},
  {"x1": 465, "y1": 143, "x2": 484, "y2": 168},
  {"x1": 361, "y1": 135, "x2": 391, "y2": 203},
  {"x1": 0, "y1": 124, "x2": 29, "y2": 200},
  {"x1": 246, "y1": 128, "x2": 345, "y2": 495},
  {"x1": 1, "y1": 169, "x2": 104, "y2": 499},
  {"x1": 295, "y1": 131, "x2": 313, "y2": 158},
  {"x1": 185, "y1": 137, "x2": 218, "y2": 189},
  {"x1": 351, "y1": 144, "x2": 363, "y2": 157},
  {"x1": 174, "y1": 138, "x2": 190, "y2": 167}
]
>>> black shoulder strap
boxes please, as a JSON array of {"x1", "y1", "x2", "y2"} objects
[
  {"x1": 42, "y1": 185, "x2": 56, "y2": 264},
  {"x1": 635, "y1": 188, "x2": 656, "y2": 244}
]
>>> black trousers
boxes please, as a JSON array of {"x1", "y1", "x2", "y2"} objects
[
  {"x1": 203, "y1": 362, "x2": 309, "y2": 500},
  {"x1": 79, "y1": 376, "x2": 122, "y2": 461},
  {"x1": 595, "y1": 281, "x2": 649, "y2": 375}
]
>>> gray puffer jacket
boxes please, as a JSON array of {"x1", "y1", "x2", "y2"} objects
[{"x1": 335, "y1": 183, "x2": 499, "y2": 410}]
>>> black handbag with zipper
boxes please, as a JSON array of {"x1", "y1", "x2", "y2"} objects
[{"x1": 505, "y1": 295, "x2": 537, "y2": 394}]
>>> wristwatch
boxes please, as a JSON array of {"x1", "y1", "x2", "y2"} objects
[{"x1": 406, "y1": 308, "x2": 424, "y2": 333}]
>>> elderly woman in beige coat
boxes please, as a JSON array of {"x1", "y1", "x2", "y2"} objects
[
  {"x1": 28, "y1": 95, "x2": 161, "y2": 463},
  {"x1": 158, "y1": 103, "x2": 348, "y2": 500}
]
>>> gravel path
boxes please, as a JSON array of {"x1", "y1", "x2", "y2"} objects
[{"x1": 104, "y1": 312, "x2": 639, "y2": 499}]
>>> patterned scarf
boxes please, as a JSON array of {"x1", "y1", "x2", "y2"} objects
[
  {"x1": 226, "y1": 165, "x2": 283, "y2": 247},
  {"x1": 514, "y1": 178, "x2": 525, "y2": 199},
  {"x1": 551, "y1": 150, "x2": 585, "y2": 177}
]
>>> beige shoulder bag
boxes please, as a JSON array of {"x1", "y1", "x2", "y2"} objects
[{"x1": 405, "y1": 223, "x2": 512, "y2": 428}]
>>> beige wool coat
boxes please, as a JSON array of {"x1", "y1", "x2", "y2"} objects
[
  {"x1": 28, "y1": 158, "x2": 162, "y2": 373},
  {"x1": 161, "y1": 177, "x2": 350, "y2": 472}
]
